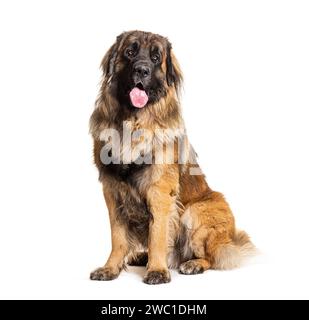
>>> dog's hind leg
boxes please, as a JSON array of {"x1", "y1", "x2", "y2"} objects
[
  {"x1": 179, "y1": 191, "x2": 255, "y2": 274},
  {"x1": 179, "y1": 258, "x2": 210, "y2": 274}
]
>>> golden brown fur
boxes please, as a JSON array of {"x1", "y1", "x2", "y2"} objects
[{"x1": 89, "y1": 31, "x2": 255, "y2": 284}]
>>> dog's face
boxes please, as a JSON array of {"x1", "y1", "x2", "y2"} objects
[{"x1": 102, "y1": 31, "x2": 182, "y2": 109}]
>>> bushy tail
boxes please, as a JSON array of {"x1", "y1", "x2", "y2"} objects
[{"x1": 212, "y1": 230, "x2": 256, "y2": 270}]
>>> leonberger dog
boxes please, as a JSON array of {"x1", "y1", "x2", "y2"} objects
[{"x1": 89, "y1": 30, "x2": 255, "y2": 284}]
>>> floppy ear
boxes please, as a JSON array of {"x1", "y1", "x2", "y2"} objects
[
  {"x1": 101, "y1": 32, "x2": 126, "y2": 77},
  {"x1": 166, "y1": 42, "x2": 183, "y2": 92}
]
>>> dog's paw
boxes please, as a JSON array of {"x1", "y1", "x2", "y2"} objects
[
  {"x1": 90, "y1": 267, "x2": 119, "y2": 281},
  {"x1": 143, "y1": 270, "x2": 171, "y2": 285},
  {"x1": 179, "y1": 260, "x2": 205, "y2": 275}
]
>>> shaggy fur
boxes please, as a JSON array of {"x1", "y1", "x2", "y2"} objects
[{"x1": 89, "y1": 30, "x2": 255, "y2": 284}]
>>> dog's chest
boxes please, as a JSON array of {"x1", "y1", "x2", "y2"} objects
[{"x1": 103, "y1": 162, "x2": 150, "y2": 185}]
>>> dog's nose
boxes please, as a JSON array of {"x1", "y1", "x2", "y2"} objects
[{"x1": 133, "y1": 64, "x2": 151, "y2": 78}]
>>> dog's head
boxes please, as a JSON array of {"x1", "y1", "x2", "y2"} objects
[{"x1": 101, "y1": 30, "x2": 182, "y2": 109}]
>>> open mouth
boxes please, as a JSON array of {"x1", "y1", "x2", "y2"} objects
[
  {"x1": 129, "y1": 82, "x2": 149, "y2": 108},
  {"x1": 135, "y1": 82, "x2": 144, "y2": 90}
]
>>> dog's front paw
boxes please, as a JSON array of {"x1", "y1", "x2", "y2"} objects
[
  {"x1": 90, "y1": 267, "x2": 119, "y2": 281},
  {"x1": 143, "y1": 270, "x2": 171, "y2": 285}
]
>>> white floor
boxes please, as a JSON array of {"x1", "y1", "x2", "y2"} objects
[{"x1": 1, "y1": 253, "x2": 307, "y2": 300}]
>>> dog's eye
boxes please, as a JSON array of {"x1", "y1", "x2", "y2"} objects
[
  {"x1": 151, "y1": 54, "x2": 160, "y2": 63},
  {"x1": 125, "y1": 49, "x2": 135, "y2": 58}
]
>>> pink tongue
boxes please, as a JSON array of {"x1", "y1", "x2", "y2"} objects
[{"x1": 129, "y1": 87, "x2": 148, "y2": 108}]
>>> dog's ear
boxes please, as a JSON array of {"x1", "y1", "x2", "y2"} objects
[
  {"x1": 166, "y1": 42, "x2": 183, "y2": 93},
  {"x1": 101, "y1": 32, "x2": 126, "y2": 77}
]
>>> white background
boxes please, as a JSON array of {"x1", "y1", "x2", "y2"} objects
[{"x1": 0, "y1": 0, "x2": 308, "y2": 299}]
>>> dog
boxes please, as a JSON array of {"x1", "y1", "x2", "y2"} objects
[{"x1": 89, "y1": 30, "x2": 255, "y2": 284}]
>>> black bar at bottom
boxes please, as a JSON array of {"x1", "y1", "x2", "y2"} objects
[{"x1": 0, "y1": 300, "x2": 306, "y2": 319}]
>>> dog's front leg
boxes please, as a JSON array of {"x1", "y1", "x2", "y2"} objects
[
  {"x1": 90, "y1": 187, "x2": 128, "y2": 281},
  {"x1": 143, "y1": 168, "x2": 178, "y2": 285}
]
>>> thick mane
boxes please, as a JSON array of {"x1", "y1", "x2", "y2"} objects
[{"x1": 90, "y1": 77, "x2": 184, "y2": 141}]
